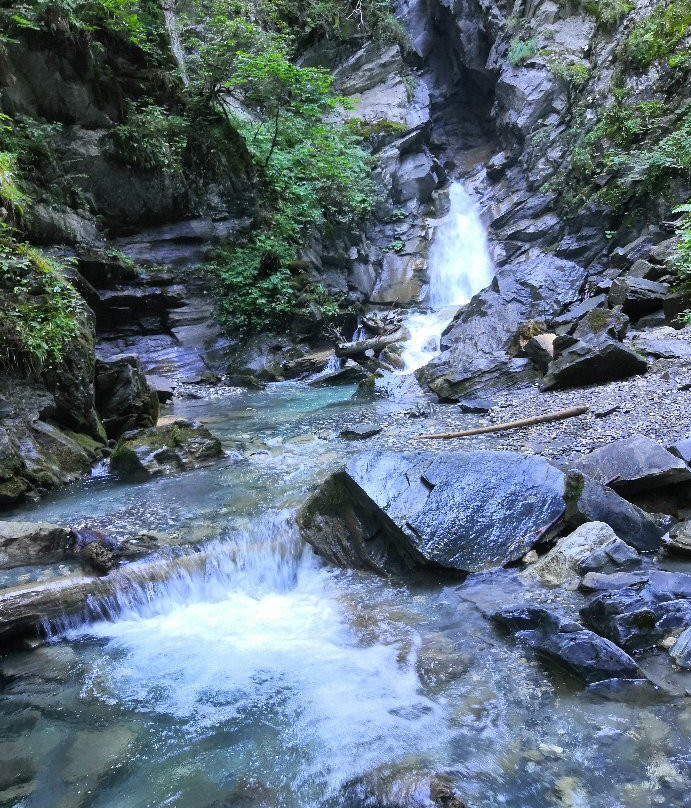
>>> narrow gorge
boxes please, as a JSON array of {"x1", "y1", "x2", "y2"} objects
[{"x1": 0, "y1": 1, "x2": 690, "y2": 807}]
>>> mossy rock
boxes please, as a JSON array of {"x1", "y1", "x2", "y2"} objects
[
  {"x1": 110, "y1": 420, "x2": 224, "y2": 478},
  {"x1": 0, "y1": 476, "x2": 29, "y2": 504}
]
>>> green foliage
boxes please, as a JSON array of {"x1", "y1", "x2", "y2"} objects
[
  {"x1": 0, "y1": 238, "x2": 83, "y2": 372},
  {"x1": 198, "y1": 39, "x2": 374, "y2": 333},
  {"x1": 583, "y1": 0, "x2": 632, "y2": 29},
  {"x1": 0, "y1": 152, "x2": 27, "y2": 222},
  {"x1": 671, "y1": 203, "x2": 691, "y2": 284},
  {"x1": 548, "y1": 60, "x2": 590, "y2": 89},
  {"x1": 509, "y1": 38, "x2": 537, "y2": 66},
  {"x1": 625, "y1": 1, "x2": 691, "y2": 68},
  {"x1": 112, "y1": 101, "x2": 189, "y2": 172},
  {"x1": 3, "y1": 0, "x2": 165, "y2": 55},
  {"x1": 564, "y1": 91, "x2": 690, "y2": 213},
  {"x1": 388, "y1": 239, "x2": 405, "y2": 252}
]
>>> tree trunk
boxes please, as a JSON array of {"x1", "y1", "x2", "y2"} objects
[{"x1": 336, "y1": 330, "x2": 406, "y2": 357}]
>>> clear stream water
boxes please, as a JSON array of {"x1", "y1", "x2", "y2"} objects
[
  {"x1": 400, "y1": 184, "x2": 493, "y2": 373},
  {"x1": 1, "y1": 384, "x2": 689, "y2": 808}
]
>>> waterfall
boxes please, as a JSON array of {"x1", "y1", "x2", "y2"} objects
[
  {"x1": 399, "y1": 183, "x2": 493, "y2": 372},
  {"x1": 163, "y1": 0, "x2": 188, "y2": 84}
]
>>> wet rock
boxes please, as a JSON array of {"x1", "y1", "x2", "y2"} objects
[
  {"x1": 580, "y1": 573, "x2": 691, "y2": 652},
  {"x1": 564, "y1": 471, "x2": 665, "y2": 552},
  {"x1": 0, "y1": 522, "x2": 72, "y2": 569},
  {"x1": 541, "y1": 341, "x2": 647, "y2": 391},
  {"x1": 577, "y1": 537, "x2": 642, "y2": 575},
  {"x1": 297, "y1": 450, "x2": 567, "y2": 574},
  {"x1": 579, "y1": 571, "x2": 650, "y2": 592},
  {"x1": 354, "y1": 370, "x2": 428, "y2": 403},
  {"x1": 419, "y1": 255, "x2": 587, "y2": 400},
  {"x1": 457, "y1": 398, "x2": 495, "y2": 413},
  {"x1": 670, "y1": 626, "x2": 691, "y2": 669},
  {"x1": 95, "y1": 355, "x2": 159, "y2": 439},
  {"x1": 281, "y1": 349, "x2": 334, "y2": 379},
  {"x1": 72, "y1": 527, "x2": 120, "y2": 574},
  {"x1": 0, "y1": 397, "x2": 11, "y2": 419},
  {"x1": 523, "y1": 522, "x2": 621, "y2": 588},
  {"x1": 110, "y1": 419, "x2": 223, "y2": 478},
  {"x1": 340, "y1": 764, "x2": 467, "y2": 808},
  {"x1": 308, "y1": 360, "x2": 369, "y2": 387},
  {"x1": 573, "y1": 435, "x2": 691, "y2": 496},
  {"x1": 492, "y1": 605, "x2": 640, "y2": 684},
  {"x1": 571, "y1": 307, "x2": 630, "y2": 343},
  {"x1": 340, "y1": 423, "x2": 383, "y2": 440},
  {"x1": 662, "y1": 521, "x2": 691, "y2": 556},
  {"x1": 608, "y1": 277, "x2": 669, "y2": 319},
  {"x1": 664, "y1": 290, "x2": 691, "y2": 328},
  {"x1": 146, "y1": 374, "x2": 175, "y2": 403}
]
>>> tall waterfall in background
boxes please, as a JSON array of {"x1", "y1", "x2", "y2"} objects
[{"x1": 400, "y1": 183, "x2": 493, "y2": 372}]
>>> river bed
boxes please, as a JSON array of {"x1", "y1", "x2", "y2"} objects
[{"x1": 1, "y1": 383, "x2": 689, "y2": 808}]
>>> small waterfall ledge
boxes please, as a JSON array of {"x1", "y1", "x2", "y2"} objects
[{"x1": 400, "y1": 183, "x2": 493, "y2": 373}]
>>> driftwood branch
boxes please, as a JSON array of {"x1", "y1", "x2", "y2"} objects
[
  {"x1": 336, "y1": 330, "x2": 405, "y2": 357},
  {"x1": 414, "y1": 405, "x2": 589, "y2": 440}
]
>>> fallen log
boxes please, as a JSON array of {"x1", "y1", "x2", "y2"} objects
[
  {"x1": 414, "y1": 405, "x2": 589, "y2": 440},
  {"x1": 336, "y1": 329, "x2": 406, "y2": 357}
]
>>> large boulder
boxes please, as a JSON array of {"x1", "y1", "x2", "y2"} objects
[
  {"x1": 573, "y1": 435, "x2": 691, "y2": 496},
  {"x1": 0, "y1": 521, "x2": 72, "y2": 568},
  {"x1": 95, "y1": 356, "x2": 159, "y2": 439},
  {"x1": 563, "y1": 471, "x2": 665, "y2": 552},
  {"x1": 492, "y1": 605, "x2": 640, "y2": 684},
  {"x1": 540, "y1": 340, "x2": 647, "y2": 391},
  {"x1": 110, "y1": 419, "x2": 224, "y2": 478},
  {"x1": 297, "y1": 450, "x2": 567, "y2": 574}
]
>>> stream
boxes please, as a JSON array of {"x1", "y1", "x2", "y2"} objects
[{"x1": 1, "y1": 383, "x2": 689, "y2": 808}]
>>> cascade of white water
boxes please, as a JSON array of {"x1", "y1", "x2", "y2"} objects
[{"x1": 399, "y1": 183, "x2": 493, "y2": 372}]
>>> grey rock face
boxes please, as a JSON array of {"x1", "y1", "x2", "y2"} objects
[
  {"x1": 0, "y1": 521, "x2": 72, "y2": 569},
  {"x1": 577, "y1": 538, "x2": 642, "y2": 576},
  {"x1": 573, "y1": 435, "x2": 691, "y2": 495},
  {"x1": 492, "y1": 605, "x2": 640, "y2": 684},
  {"x1": 95, "y1": 356, "x2": 159, "y2": 439},
  {"x1": 662, "y1": 521, "x2": 691, "y2": 556},
  {"x1": 670, "y1": 625, "x2": 691, "y2": 669},
  {"x1": 298, "y1": 450, "x2": 566, "y2": 574}
]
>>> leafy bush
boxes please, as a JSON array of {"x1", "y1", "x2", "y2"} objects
[
  {"x1": 548, "y1": 60, "x2": 590, "y2": 89},
  {"x1": 584, "y1": 0, "x2": 632, "y2": 29},
  {"x1": 509, "y1": 38, "x2": 537, "y2": 66},
  {"x1": 112, "y1": 101, "x2": 189, "y2": 172},
  {"x1": 0, "y1": 152, "x2": 27, "y2": 222},
  {"x1": 670, "y1": 202, "x2": 691, "y2": 324},
  {"x1": 625, "y1": 1, "x2": 691, "y2": 68},
  {"x1": 0, "y1": 239, "x2": 83, "y2": 372}
]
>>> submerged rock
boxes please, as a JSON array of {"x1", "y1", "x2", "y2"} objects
[
  {"x1": 0, "y1": 522, "x2": 72, "y2": 569},
  {"x1": 297, "y1": 450, "x2": 566, "y2": 574},
  {"x1": 573, "y1": 435, "x2": 691, "y2": 496},
  {"x1": 110, "y1": 419, "x2": 224, "y2": 478},
  {"x1": 339, "y1": 764, "x2": 467, "y2": 808},
  {"x1": 492, "y1": 605, "x2": 640, "y2": 684}
]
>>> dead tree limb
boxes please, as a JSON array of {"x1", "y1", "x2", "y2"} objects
[
  {"x1": 336, "y1": 330, "x2": 406, "y2": 357},
  {"x1": 414, "y1": 405, "x2": 589, "y2": 440}
]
